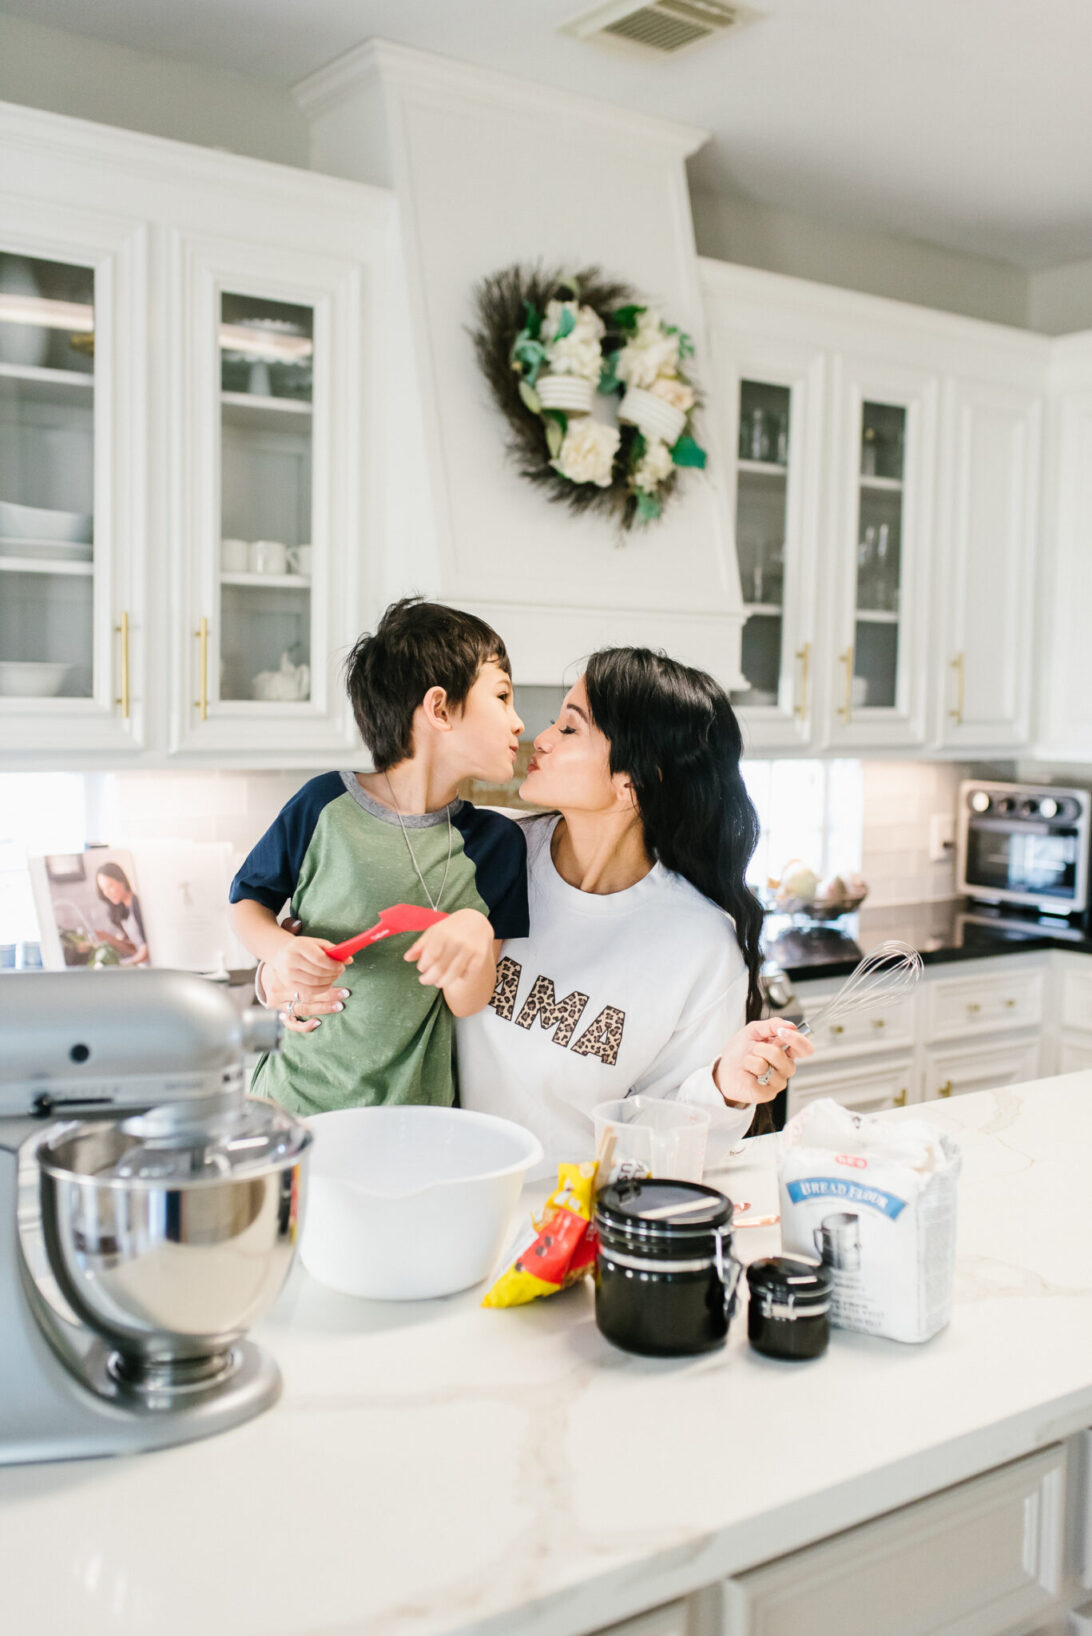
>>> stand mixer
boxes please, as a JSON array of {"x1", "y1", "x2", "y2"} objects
[{"x1": 0, "y1": 967, "x2": 311, "y2": 1466}]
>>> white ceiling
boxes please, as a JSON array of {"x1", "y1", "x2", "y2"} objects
[{"x1": 7, "y1": 0, "x2": 1092, "y2": 270}]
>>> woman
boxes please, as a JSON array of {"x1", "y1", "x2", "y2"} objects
[
  {"x1": 268, "y1": 648, "x2": 810, "y2": 1160},
  {"x1": 94, "y1": 861, "x2": 150, "y2": 967}
]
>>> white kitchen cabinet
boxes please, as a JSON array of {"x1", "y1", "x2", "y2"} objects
[
  {"x1": 0, "y1": 101, "x2": 392, "y2": 769},
  {"x1": 167, "y1": 224, "x2": 380, "y2": 757},
  {"x1": 787, "y1": 1055, "x2": 915, "y2": 1121},
  {"x1": 933, "y1": 378, "x2": 1040, "y2": 750},
  {"x1": 1059, "y1": 963, "x2": 1092, "y2": 1034},
  {"x1": 722, "y1": 1444, "x2": 1066, "y2": 1636},
  {"x1": 922, "y1": 1035, "x2": 1042, "y2": 1102},
  {"x1": 822, "y1": 354, "x2": 938, "y2": 752},
  {"x1": 0, "y1": 202, "x2": 149, "y2": 757},
  {"x1": 1059, "y1": 1037, "x2": 1092, "y2": 1074},
  {"x1": 700, "y1": 260, "x2": 1046, "y2": 757},
  {"x1": 1036, "y1": 337, "x2": 1092, "y2": 764},
  {"x1": 924, "y1": 965, "x2": 1045, "y2": 1042},
  {"x1": 705, "y1": 322, "x2": 826, "y2": 748}
]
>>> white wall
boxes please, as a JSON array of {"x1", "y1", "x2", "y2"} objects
[
  {"x1": 1027, "y1": 258, "x2": 1092, "y2": 338},
  {"x1": 858, "y1": 761, "x2": 967, "y2": 907},
  {"x1": 0, "y1": 13, "x2": 309, "y2": 168},
  {"x1": 689, "y1": 189, "x2": 1030, "y2": 330},
  {"x1": 0, "y1": 11, "x2": 1044, "y2": 335}
]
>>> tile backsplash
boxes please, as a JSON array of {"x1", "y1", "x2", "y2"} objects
[{"x1": 859, "y1": 760, "x2": 968, "y2": 906}]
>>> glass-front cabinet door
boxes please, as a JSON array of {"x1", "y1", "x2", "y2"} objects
[
  {"x1": 171, "y1": 234, "x2": 366, "y2": 757},
  {"x1": 0, "y1": 213, "x2": 147, "y2": 758},
  {"x1": 715, "y1": 333, "x2": 825, "y2": 750},
  {"x1": 825, "y1": 358, "x2": 938, "y2": 749}
]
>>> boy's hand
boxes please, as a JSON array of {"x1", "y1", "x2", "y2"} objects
[
  {"x1": 405, "y1": 908, "x2": 494, "y2": 992},
  {"x1": 268, "y1": 934, "x2": 349, "y2": 1000}
]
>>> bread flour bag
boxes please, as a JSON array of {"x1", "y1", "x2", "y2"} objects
[{"x1": 777, "y1": 1098, "x2": 961, "y2": 1343}]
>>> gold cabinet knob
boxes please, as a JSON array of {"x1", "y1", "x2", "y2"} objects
[
  {"x1": 966, "y1": 1001, "x2": 981, "y2": 1013},
  {"x1": 1003, "y1": 998, "x2": 1016, "y2": 1009},
  {"x1": 830, "y1": 1023, "x2": 845, "y2": 1035},
  {"x1": 872, "y1": 1017, "x2": 886, "y2": 1029}
]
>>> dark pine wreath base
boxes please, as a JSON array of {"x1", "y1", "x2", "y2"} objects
[{"x1": 471, "y1": 263, "x2": 693, "y2": 533}]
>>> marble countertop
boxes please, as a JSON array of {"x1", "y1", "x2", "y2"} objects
[{"x1": 4, "y1": 1073, "x2": 1092, "y2": 1636}]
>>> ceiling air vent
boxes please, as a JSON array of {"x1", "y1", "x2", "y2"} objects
[{"x1": 563, "y1": 0, "x2": 755, "y2": 57}]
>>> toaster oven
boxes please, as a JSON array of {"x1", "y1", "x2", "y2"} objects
[{"x1": 957, "y1": 779, "x2": 1091, "y2": 919}]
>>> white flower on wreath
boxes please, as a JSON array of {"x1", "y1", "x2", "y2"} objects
[
  {"x1": 616, "y1": 309, "x2": 681, "y2": 391},
  {"x1": 552, "y1": 418, "x2": 620, "y2": 487},
  {"x1": 541, "y1": 299, "x2": 605, "y2": 384},
  {"x1": 633, "y1": 438, "x2": 674, "y2": 493},
  {"x1": 650, "y1": 376, "x2": 695, "y2": 413}
]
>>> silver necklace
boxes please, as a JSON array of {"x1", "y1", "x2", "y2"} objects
[{"x1": 384, "y1": 774, "x2": 453, "y2": 912}]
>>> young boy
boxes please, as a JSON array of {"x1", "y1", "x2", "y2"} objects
[{"x1": 229, "y1": 598, "x2": 528, "y2": 1116}]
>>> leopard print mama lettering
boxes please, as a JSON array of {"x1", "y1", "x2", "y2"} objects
[{"x1": 489, "y1": 956, "x2": 626, "y2": 1067}]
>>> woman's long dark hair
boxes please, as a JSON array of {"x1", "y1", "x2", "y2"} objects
[
  {"x1": 584, "y1": 648, "x2": 764, "y2": 1026},
  {"x1": 95, "y1": 859, "x2": 133, "y2": 930}
]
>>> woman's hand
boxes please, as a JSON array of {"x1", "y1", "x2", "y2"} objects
[
  {"x1": 713, "y1": 1020, "x2": 814, "y2": 1108},
  {"x1": 260, "y1": 963, "x2": 350, "y2": 1034}
]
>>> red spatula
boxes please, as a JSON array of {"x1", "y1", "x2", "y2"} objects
[{"x1": 324, "y1": 904, "x2": 448, "y2": 962}]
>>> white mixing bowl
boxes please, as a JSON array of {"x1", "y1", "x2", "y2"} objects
[{"x1": 300, "y1": 1106, "x2": 543, "y2": 1300}]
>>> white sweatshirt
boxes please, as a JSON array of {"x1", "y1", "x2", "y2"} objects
[{"x1": 456, "y1": 814, "x2": 754, "y2": 1174}]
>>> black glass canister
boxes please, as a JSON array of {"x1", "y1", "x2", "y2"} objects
[
  {"x1": 594, "y1": 1179, "x2": 741, "y2": 1357},
  {"x1": 746, "y1": 1257, "x2": 831, "y2": 1361}
]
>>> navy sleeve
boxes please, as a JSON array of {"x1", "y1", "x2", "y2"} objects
[
  {"x1": 229, "y1": 772, "x2": 345, "y2": 914},
  {"x1": 454, "y1": 806, "x2": 529, "y2": 940}
]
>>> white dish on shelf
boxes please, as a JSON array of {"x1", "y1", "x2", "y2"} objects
[
  {"x1": 0, "y1": 660, "x2": 71, "y2": 698},
  {"x1": 0, "y1": 501, "x2": 92, "y2": 544},
  {"x1": 0, "y1": 536, "x2": 93, "y2": 563}
]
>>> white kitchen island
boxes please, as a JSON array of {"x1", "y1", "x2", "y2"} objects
[{"x1": 3, "y1": 1074, "x2": 1092, "y2": 1636}]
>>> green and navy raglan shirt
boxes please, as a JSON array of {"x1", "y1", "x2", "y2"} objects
[{"x1": 230, "y1": 772, "x2": 528, "y2": 1117}]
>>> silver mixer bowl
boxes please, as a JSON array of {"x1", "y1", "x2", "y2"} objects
[{"x1": 37, "y1": 1116, "x2": 310, "y2": 1392}]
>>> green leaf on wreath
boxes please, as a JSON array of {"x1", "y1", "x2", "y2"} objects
[
  {"x1": 599, "y1": 351, "x2": 622, "y2": 395},
  {"x1": 544, "y1": 418, "x2": 564, "y2": 458},
  {"x1": 544, "y1": 408, "x2": 568, "y2": 435},
  {"x1": 521, "y1": 300, "x2": 542, "y2": 339},
  {"x1": 554, "y1": 306, "x2": 576, "y2": 341},
  {"x1": 512, "y1": 337, "x2": 548, "y2": 384},
  {"x1": 635, "y1": 491, "x2": 662, "y2": 523},
  {"x1": 670, "y1": 434, "x2": 707, "y2": 468},
  {"x1": 612, "y1": 304, "x2": 646, "y2": 332},
  {"x1": 631, "y1": 431, "x2": 647, "y2": 461},
  {"x1": 518, "y1": 380, "x2": 542, "y2": 416}
]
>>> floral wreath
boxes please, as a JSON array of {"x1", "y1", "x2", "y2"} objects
[{"x1": 471, "y1": 264, "x2": 707, "y2": 532}]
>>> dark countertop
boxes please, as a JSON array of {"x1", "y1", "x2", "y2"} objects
[{"x1": 763, "y1": 897, "x2": 1092, "y2": 982}]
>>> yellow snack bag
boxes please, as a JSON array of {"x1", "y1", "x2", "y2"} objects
[{"x1": 482, "y1": 1161, "x2": 599, "y2": 1308}]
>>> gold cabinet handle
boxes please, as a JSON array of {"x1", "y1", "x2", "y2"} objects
[
  {"x1": 114, "y1": 610, "x2": 130, "y2": 719},
  {"x1": 838, "y1": 647, "x2": 854, "y2": 722},
  {"x1": 794, "y1": 642, "x2": 810, "y2": 720},
  {"x1": 894, "y1": 1089, "x2": 908, "y2": 1108},
  {"x1": 830, "y1": 1023, "x2": 845, "y2": 1035},
  {"x1": 938, "y1": 1080, "x2": 953, "y2": 1099},
  {"x1": 194, "y1": 616, "x2": 209, "y2": 721},
  {"x1": 949, "y1": 652, "x2": 965, "y2": 724}
]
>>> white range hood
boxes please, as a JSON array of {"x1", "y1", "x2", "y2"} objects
[{"x1": 294, "y1": 41, "x2": 745, "y2": 687}]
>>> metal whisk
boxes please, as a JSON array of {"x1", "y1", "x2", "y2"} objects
[{"x1": 757, "y1": 940, "x2": 923, "y2": 1084}]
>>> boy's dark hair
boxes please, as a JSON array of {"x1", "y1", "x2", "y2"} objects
[{"x1": 344, "y1": 598, "x2": 511, "y2": 770}]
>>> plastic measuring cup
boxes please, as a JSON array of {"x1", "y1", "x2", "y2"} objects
[{"x1": 593, "y1": 1097, "x2": 711, "y2": 1184}]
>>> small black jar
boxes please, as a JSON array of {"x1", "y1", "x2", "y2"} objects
[
  {"x1": 594, "y1": 1179, "x2": 741, "y2": 1357},
  {"x1": 746, "y1": 1257, "x2": 831, "y2": 1361}
]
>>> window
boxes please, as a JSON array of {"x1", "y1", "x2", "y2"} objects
[
  {"x1": 742, "y1": 760, "x2": 862, "y2": 890},
  {"x1": 0, "y1": 773, "x2": 86, "y2": 961}
]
